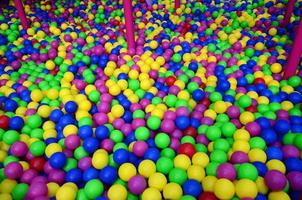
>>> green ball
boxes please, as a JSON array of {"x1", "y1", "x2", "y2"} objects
[
  {"x1": 237, "y1": 163, "x2": 258, "y2": 181},
  {"x1": 172, "y1": 54, "x2": 182, "y2": 63},
  {"x1": 64, "y1": 158, "x2": 78, "y2": 171},
  {"x1": 3, "y1": 130, "x2": 20, "y2": 145},
  {"x1": 210, "y1": 150, "x2": 228, "y2": 163},
  {"x1": 29, "y1": 140, "x2": 46, "y2": 156},
  {"x1": 238, "y1": 95, "x2": 252, "y2": 108},
  {"x1": 245, "y1": 48, "x2": 255, "y2": 57},
  {"x1": 293, "y1": 134, "x2": 302, "y2": 150},
  {"x1": 209, "y1": 92, "x2": 222, "y2": 102},
  {"x1": 221, "y1": 122, "x2": 236, "y2": 137},
  {"x1": 155, "y1": 133, "x2": 170, "y2": 149},
  {"x1": 165, "y1": 95, "x2": 177, "y2": 107},
  {"x1": 76, "y1": 189, "x2": 89, "y2": 200},
  {"x1": 288, "y1": 76, "x2": 301, "y2": 87},
  {"x1": 207, "y1": 43, "x2": 216, "y2": 52},
  {"x1": 84, "y1": 179, "x2": 104, "y2": 199},
  {"x1": 12, "y1": 183, "x2": 29, "y2": 200},
  {"x1": 213, "y1": 139, "x2": 230, "y2": 152},
  {"x1": 168, "y1": 168, "x2": 187, "y2": 185},
  {"x1": 128, "y1": 79, "x2": 140, "y2": 91},
  {"x1": 110, "y1": 130, "x2": 124, "y2": 143},
  {"x1": 206, "y1": 126, "x2": 221, "y2": 141},
  {"x1": 206, "y1": 162, "x2": 219, "y2": 176},
  {"x1": 181, "y1": 195, "x2": 196, "y2": 200},
  {"x1": 135, "y1": 127, "x2": 150, "y2": 141},
  {"x1": 133, "y1": 110, "x2": 145, "y2": 119},
  {"x1": 78, "y1": 117, "x2": 93, "y2": 127},
  {"x1": 147, "y1": 116, "x2": 161, "y2": 130},
  {"x1": 160, "y1": 148, "x2": 176, "y2": 159},
  {"x1": 74, "y1": 147, "x2": 89, "y2": 160},
  {"x1": 249, "y1": 137, "x2": 266, "y2": 150},
  {"x1": 156, "y1": 157, "x2": 174, "y2": 174},
  {"x1": 27, "y1": 114, "x2": 42, "y2": 129},
  {"x1": 88, "y1": 90, "x2": 100, "y2": 103}
]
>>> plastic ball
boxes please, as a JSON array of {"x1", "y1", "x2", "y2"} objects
[
  {"x1": 118, "y1": 163, "x2": 137, "y2": 181},
  {"x1": 163, "y1": 183, "x2": 183, "y2": 200},
  {"x1": 55, "y1": 183, "x2": 77, "y2": 200},
  {"x1": 108, "y1": 184, "x2": 128, "y2": 200},
  {"x1": 235, "y1": 179, "x2": 258, "y2": 198},
  {"x1": 128, "y1": 175, "x2": 147, "y2": 195},
  {"x1": 264, "y1": 170, "x2": 287, "y2": 191},
  {"x1": 142, "y1": 187, "x2": 162, "y2": 200},
  {"x1": 49, "y1": 152, "x2": 67, "y2": 169},
  {"x1": 148, "y1": 172, "x2": 167, "y2": 191},
  {"x1": 84, "y1": 179, "x2": 104, "y2": 199},
  {"x1": 4, "y1": 162, "x2": 23, "y2": 179},
  {"x1": 237, "y1": 163, "x2": 258, "y2": 181},
  {"x1": 183, "y1": 179, "x2": 202, "y2": 197},
  {"x1": 99, "y1": 166, "x2": 117, "y2": 185},
  {"x1": 214, "y1": 178, "x2": 235, "y2": 200}
]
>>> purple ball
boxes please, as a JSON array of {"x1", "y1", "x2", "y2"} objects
[
  {"x1": 161, "y1": 119, "x2": 175, "y2": 133},
  {"x1": 287, "y1": 171, "x2": 302, "y2": 191},
  {"x1": 133, "y1": 141, "x2": 148, "y2": 157},
  {"x1": 264, "y1": 170, "x2": 287, "y2": 191},
  {"x1": 4, "y1": 162, "x2": 23, "y2": 179},
  {"x1": 48, "y1": 169, "x2": 65, "y2": 185},
  {"x1": 230, "y1": 151, "x2": 249, "y2": 164},
  {"x1": 227, "y1": 106, "x2": 240, "y2": 118},
  {"x1": 128, "y1": 175, "x2": 147, "y2": 195},
  {"x1": 245, "y1": 122, "x2": 261, "y2": 136},
  {"x1": 10, "y1": 141, "x2": 28, "y2": 157},
  {"x1": 21, "y1": 169, "x2": 38, "y2": 184},
  {"x1": 282, "y1": 145, "x2": 300, "y2": 159},
  {"x1": 65, "y1": 135, "x2": 80, "y2": 150},
  {"x1": 27, "y1": 182, "x2": 48, "y2": 198},
  {"x1": 78, "y1": 157, "x2": 92, "y2": 171},
  {"x1": 217, "y1": 163, "x2": 237, "y2": 181}
]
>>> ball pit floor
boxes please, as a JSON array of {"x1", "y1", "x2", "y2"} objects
[{"x1": 1, "y1": 0, "x2": 302, "y2": 199}]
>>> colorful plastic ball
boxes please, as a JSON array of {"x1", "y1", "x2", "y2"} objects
[
  {"x1": 138, "y1": 160, "x2": 156, "y2": 178},
  {"x1": 3, "y1": 130, "x2": 20, "y2": 145},
  {"x1": 128, "y1": 175, "x2": 147, "y2": 195},
  {"x1": 147, "y1": 116, "x2": 161, "y2": 130},
  {"x1": 142, "y1": 187, "x2": 162, "y2": 200},
  {"x1": 9, "y1": 116, "x2": 24, "y2": 130},
  {"x1": 156, "y1": 157, "x2": 174, "y2": 175},
  {"x1": 206, "y1": 126, "x2": 221, "y2": 141},
  {"x1": 192, "y1": 152, "x2": 209, "y2": 167},
  {"x1": 198, "y1": 192, "x2": 218, "y2": 200},
  {"x1": 64, "y1": 101, "x2": 78, "y2": 113},
  {"x1": 178, "y1": 143, "x2": 196, "y2": 158},
  {"x1": 113, "y1": 148, "x2": 129, "y2": 165},
  {"x1": 148, "y1": 172, "x2": 167, "y2": 191},
  {"x1": 12, "y1": 183, "x2": 29, "y2": 200},
  {"x1": 119, "y1": 163, "x2": 137, "y2": 181},
  {"x1": 169, "y1": 167, "x2": 188, "y2": 185},
  {"x1": 29, "y1": 140, "x2": 46, "y2": 157},
  {"x1": 99, "y1": 166, "x2": 117, "y2": 185},
  {"x1": 287, "y1": 171, "x2": 302, "y2": 191},
  {"x1": 84, "y1": 179, "x2": 104, "y2": 199},
  {"x1": 268, "y1": 191, "x2": 290, "y2": 200},
  {"x1": 235, "y1": 179, "x2": 258, "y2": 199},
  {"x1": 65, "y1": 169, "x2": 82, "y2": 184},
  {"x1": 108, "y1": 184, "x2": 128, "y2": 200},
  {"x1": 83, "y1": 137, "x2": 99, "y2": 153},
  {"x1": 133, "y1": 141, "x2": 148, "y2": 157},
  {"x1": 238, "y1": 163, "x2": 258, "y2": 181},
  {"x1": 183, "y1": 179, "x2": 202, "y2": 197},
  {"x1": 49, "y1": 152, "x2": 67, "y2": 169},
  {"x1": 163, "y1": 183, "x2": 183, "y2": 200},
  {"x1": 10, "y1": 141, "x2": 28, "y2": 157},
  {"x1": 0, "y1": 115, "x2": 10, "y2": 129},
  {"x1": 264, "y1": 170, "x2": 287, "y2": 191},
  {"x1": 174, "y1": 154, "x2": 191, "y2": 170},
  {"x1": 216, "y1": 163, "x2": 236, "y2": 181},
  {"x1": 56, "y1": 183, "x2": 77, "y2": 200},
  {"x1": 135, "y1": 127, "x2": 150, "y2": 141},
  {"x1": 27, "y1": 114, "x2": 43, "y2": 129},
  {"x1": 176, "y1": 116, "x2": 190, "y2": 130},
  {"x1": 4, "y1": 162, "x2": 23, "y2": 179},
  {"x1": 214, "y1": 178, "x2": 235, "y2": 200},
  {"x1": 95, "y1": 125, "x2": 110, "y2": 140},
  {"x1": 154, "y1": 133, "x2": 170, "y2": 149},
  {"x1": 187, "y1": 165, "x2": 205, "y2": 182}
]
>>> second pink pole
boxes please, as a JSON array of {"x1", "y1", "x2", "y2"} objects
[{"x1": 123, "y1": 0, "x2": 135, "y2": 51}]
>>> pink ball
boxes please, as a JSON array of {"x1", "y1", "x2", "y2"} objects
[
  {"x1": 245, "y1": 122, "x2": 261, "y2": 136},
  {"x1": 217, "y1": 163, "x2": 236, "y2": 181},
  {"x1": 230, "y1": 151, "x2": 249, "y2": 164},
  {"x1": 4, "y1": 162, "x2": 23, "y2": 179},
  {"x1": 161, "y1": 119, "x2": 175, "y2": 133},
  {"x1": 128, "y1": 175, "x2": 146, "y2": 195},
  {"x1": 133, "y1": 141, "x2": 148, "y2": 157},
  {"x1": 287, "y1": 171, "x2": 302, "y2": 191},
  {"x1": 21, "y1": 169, "x2": 38, "y2": 184},
  {"x1": 227, "y1": 106, "x2": 240, "y2": 118},
  {"x1": 264, "y1": 170, "x2": 287, "y2": 191},
  {"x1": 27, "y1": 182, "x2": 48, "y2": 198},
  {"x1": 10, "y1": 141, "x2": 28, "y2": 157},
  {"x1": 65, "y1": 135, "x2": 80, "y2": 150}
]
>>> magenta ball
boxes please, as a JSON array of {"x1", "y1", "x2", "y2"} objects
[
  {"x1": 10, "y1": 141, "x2": 28, "y2": 157},
  {"x1": 230, "y1": 151, "x2": 249, "y2": 164},
  {"x1": 4, "y1": 162, "x2": 23, "y2": 179},
  {"x1": 27, "y1": 182, "x2": 48, "y2": 198},
  {"x1": 264, "y1": 170, "x2": 287, "y2": 191},
  {"x1": 217, "y1": 163, "x2": 236, "y2": 181},
  {"x1": 128, "y1": 175, "x2": 147, "y2": 195},
  {"x1": 287, "y1": 171, "x2": 302, "y2": 191},
  {"x1": 64, "y1": 135, "x2": 80, "y2": 150},
  {"x1": 133, "y1": 141, "x2": 148, "y2": 157},
  {"x1": 227, "y1": 106, "x2": 240, "y2": 118},
  {"x1": 21, "y1": 169, "x2": 38, "y2": 184}
]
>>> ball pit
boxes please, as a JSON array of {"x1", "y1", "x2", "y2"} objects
[{"x1": 0, "y1": 0, "x2": 302, "y2": 199}]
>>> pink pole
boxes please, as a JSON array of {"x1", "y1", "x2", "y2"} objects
[
  {"x1": 123, "y1": 0, "x2": 135, "y2": 51},
  {"x1": 282, "y1": 0, "x2": 295, "y2": 27},
  {"x1": 14, "y1": 0, "x2": 28, "y2": 29},
  {"x1": 283, "y1": 16, "x2": 302, "y2": 79},
  {"x1": 175, "y1": 0, "x2": 180, "y2": 9}
]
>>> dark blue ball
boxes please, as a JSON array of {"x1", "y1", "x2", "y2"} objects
[
  {"x1": 50, "y1": 109, "x2": 64, "y2": 123},
  {"x1": 192, "y1": 89, "x2": 205, "y2": 101},
  {"x1": 253, "y1": 162, "x2": 268, "y2": 177},
  {"x1": 95, "y1": 125, "x2": 110, "y2": 140},
  {"x1": 176, "y1": 116, "x2": 190, "y2": 130},
  {"x1": 260, "y1": 128, "x2": 277, "y2": 145},
  {"x1": 78, "y1": 125, "x2": 93, "y2": 139},
  {"x1": 9, "y1": 116, "x2": 24, "y2": 130},
  {"x1": 83, "y1": 167, "x2": 99, "y2": 182},
  {"x1": 274, "y1": 119, "x2": 290, "y2": 135},
  {"x1": 99, "y1": 166, "x2": 117, "y2": 185},
  {"x1": 83, "y1": 137, "x2": 99, "y2": 154},
  {"x1": 65, "y1": 168, "x2": 82, "y2": 184},
  {"x1": 255, "y1": 193, "x2": 267, "y2": 200},
  {"x1": 113, "y1": 149, "x2": 129, "y2": 165},
  {"x1": 183, "y1": 179, "x2": 202, "y2": 197},
  {"x1": 285, "y1": 158, "x2": 302, "y2": 172},
  {"x1": 64, "y1": 101, "x2": 78, "y2": 113},
  {"x1": 144, "y1": 148, "x2": 160, "y2": 162},
  {"x1": 266, "y1": 147, "x2": 283, "y2": 160},
  {"x1": 49, "y1": 152, "x2": 67, "y2": 169},
  {"x1": 4, "y1": 99, "x2": 18, "y2": 112}
]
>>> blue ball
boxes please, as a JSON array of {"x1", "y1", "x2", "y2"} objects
[
  {"x1": 256, "y1": 117, "x2": 271, "y2": 129},
  {"x1": 192, "y1": 89, "x2": 205, "y2": 101},
  {"x1": 65, "y1": 101, "x2": 78, "y2": 113},
  {"x1": 95, "y1": 125, "x2": 110, "y2": 140},
  {"x1": 49, "y1": 152, "x2": 67, "y2": 169},
  {"x1": 144, "y1": 148, "x2": 160, "y2": 162},
  {"x1": 4, "y1": 99, "x2": 18, "y2": 112},
  {"x1": 50, "y1": 109, "x2": 64, "y2": 122},
  {"x1": 274, "y1": 119, "x2": 290, "y2": 135},
  {"x1": 99, "y1": 166, "x2": 117, "y2": 185},
  {"x1": 266, "y1": 147, "x2": 283, "y2": 160},
  {"x1": 78, "y1": 125, "x2": 93, "y2": 139},
  {"x1": 9, "y1": 116, "x2": 24, "y2": 130},
  {"x1": 183, "y1": 179, "x2": 202, "y2": 197},
  {"x1": 253, "y1": 161, "x2": 268, "y2": 177},
  {"x1": 285, "y1": 158, "x2": 302, "y2": 172},
  {"x1": 83, "y1": 167, "x2": 99, "y2": 182},
  {"x1": 113, "y1": 149, "x2": 129, "y2": 165},
  {"x1": 65, "y1": 168, "x2": 82, "y2": 184},
  {"x1": 83, "y1": 137, "x2": 99, "y2": 154},
  {"x1": 255, "y1": 193, "x2": 267, "y2": 200},
  {"x1": 176, "y1": 116, "x2": 190, "y2": 130},
  {"x1": 260, "y1": 128, "x2": 277, "y2": 145}
]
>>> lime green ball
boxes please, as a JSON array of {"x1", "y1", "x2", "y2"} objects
[
  {"x1": 12, "y1": 183, "x2": 29, "y2": 200},
  {"x1": 3, "y1": 130, "x2": 20, "y2": 145},
  {"x1": 160, "y1": 148, "x2": 176, "y2": 159},
  {"x1": 135, "y1": 127, "x2": 150, "y2": 141},
  {"x1": 245, "y1": 48, "x2": 255, "y2": 57},
  {"x1": 210, "y1": 150, "x2": 228, "y2": 163},
  {"x1": 238, "y1": 95, "x2": 252, "y2": 108},
  {"x1": 209, "y1": 92, "x2": 223, "y2": 102},
  {"x1": 206, "y1": 162, "x2": 219, "y2": 176},
  {"x1": 288, "y1": 75, "x2": 301, "y2": 87},
  {"x1": 249, "y1": 137, "x2": 266, "y2": 150},
  {"x1": 213, "y1": 139, "x2": 230, "y2": 152},
  {"x1": 84, "y1": 179, "x2": 104, "y2": 199},
  {"x1": 169, "y1": 168, "x2": 187, "y2": 185},
  {"x1": 155, "y1": 133, "x2": 170, "y2": 149},
  {"x1": 293, "y1": 134, "x2": 302, "y2": 150},
  {"x1": 156, "y1": 157, "x2": 174, "y2": 174},
  {"x1": 88, "y1": 90, "x2": 100, "y2": 103},
  {"x1": 110, "y1": 130, "x2": 124, "y2": 143},
  {"x1": 29, "y1": 140, "x2": 46, "y2": 156},
  {"x1": 221, "y1": 122, "x2": 236, "y2": 137},
  {"x1": 147, "y1": 116, "x2": 161, "y2": 130},
  {"x1": 27, "y1": 114, "x2": 42, "y2": 129},
  {"x1": 237, "y1": 163, "x2": 258, "y2": 181},
  {"x1": 206, "y1": 126, "x2": 221, "y2": 141},
  {"x1": 172, "y1": 54, "x2": 182, "y2": 63}
]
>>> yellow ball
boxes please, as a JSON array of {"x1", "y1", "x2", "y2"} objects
[
  {"x1": 37, "y1": 105, "x2": 52, "y2": 118},
  {"x1": 266, "y1": 159, "x2": 286, "y2": 173},
  {"x1": 109, "y1": 85, "x2": 121, "y2": 96},
  {"x1": 63, "y1": 125, "x2": 78, "y2": 137},
  {"x1": 202, "y1": 176, "x2": 217, "y2": 192},
  {"x1": 255, "y1": 42, "x2": 264, "y2": 51},
  {"x1": 31, "y1": 89, "x2": 44, "y2": 102},
  {"x1": 149, "y1": 41, "x2": 158, "y2": 49},
  {"x1": 256, "y1": 177, "x2": 268, "y2": 194},
  {"x1": 45, "y1": 143, "x2": 62, "y2": 158},
  {"x1": 187, "y1": 165, "x2": 205, "y2": 182},
  {"x1": 47, "y1": 88, "x2": 59, "y2": 100},
  {"x1": 270, "y1": 63, "x2": 282, "y2": 73},
  {"x1": 192, "y1": 152, "x2": 209, "y2": 167},
  {"x1": 47, "y1": 182, "x2": 59, "y2": 197},
  {"x1": 45, "y1": 60, "x2": 56, "y2": 70},
  {"x1": 138, "y1": 160, "x2": 156, "y2": 178},
  {"x1": 214, "y1": 178, "x2": 235, "y2": 200},
  {"x1": 0, "y1": 179, "x2": 17, "y2": 194},
  {"x1": 248, "y1": 148, "x2": 267, "y2": 163},
  {"x1": 213, "y1": 101, "x2": 227, "y2": 113},
  {"x1": 148, "y1": 172, "x2": 167, "y2": 191},
  {"x1": 268, "y1": 28, "x2": 277, "y2": 36},
  {"x1": 268, "y1": 191, "x2": 290, "y2": 200},
  {"x1": 142, "y1": 188, "x2": 162, "y2": 200},
  {"x1": 235, "y1": 179, "x2": 258, "y2": 198},
  {"x1": 118, "y1": 163, "x2": 137, "y2": 181},
  {"x1": 92, "y1": 150, "x2": 108, "y2": 169},
  {"x1": 204, "y1": 109, "x2": 217, "y2": 120},
  {"x1": 111, "y1": 104, "x2": 124, "y2": 118},
  {"x1": 0, "y1": 194, "x2": 12, "y2": 200},
  {"x1": 234, "y1": 129, "x2": 250, "y2": 141},
  {"x1": 239, "y1": 112, "x2": 255, "y2": 125},
  {"x1": 107, "y1": 184, "x2": 127, "y2": 200},
  {"x1": 163, "y1": 183, "x2": 183, "y2": 200},
  {"x1": 232, "y1": 140, "x2": 250, "y2": 153},
  {"x1": 56, "y1": 184, "x2": 77, "y2": 200},
  {"x1": 173, "y1": 154, "x2": 191, "y2": 170}
]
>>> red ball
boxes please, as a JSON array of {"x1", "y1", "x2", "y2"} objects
[
  {"x1": 201, "y1": 98, "x2": 211, "y2": 107},
  {"x1": 246, "y1": 105, "x2": 257, "y2": 112},
  {"x1": 199, "y1": 192, "x2": 218, "y2": 200},
  {"x1": 165, "y1": 76, "x2": 176, "y2": 86},
  {"x1": 30, "y1": 157, "x2": 46, "y2": 172},
  {"x1": 254, "y1": 78, "x2": 265, "y2": 84},
  {"x1": 178, "y1": 143, "x2": 196, "y2": 158},
  {"x1": 0, "y1": 115, "x2": 10, "y2": 129},
  {"x1": 184, "y1": 127, "x2": 197, "y2": 138}
]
